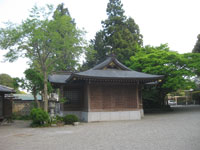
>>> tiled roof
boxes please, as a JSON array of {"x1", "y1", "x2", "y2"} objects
[
  {"x1": 73, "y1": 69, "x2": 162, "y2": 80},
  {"x1": 0, "y1": 85, "x2": 15, "y2": 93},
  {"x1": 68, "y1": 57, "x2": 163, "y2": 82},
  {"x1": 48, "y1": 72, "x2": 71, "y2": 84},
  {"x1": 49, "y1": 56, "x2": 164, "y2": 84},
  {"x1": 13, "y1": 94, "x2": 42, "y2": 101}
]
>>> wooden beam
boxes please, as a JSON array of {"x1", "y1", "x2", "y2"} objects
[{"x1": 87, "y1": 82, "x2": 91, "y2": 112}]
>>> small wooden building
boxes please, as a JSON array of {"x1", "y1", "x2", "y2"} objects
[
  {"x1": 0, "y1": 85, "x2": 15, "y2": 120},
  {"x1": 49, "y1": 56, "x2": 163, "y2": 122}
]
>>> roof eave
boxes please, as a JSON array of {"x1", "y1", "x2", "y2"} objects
[{"x1": 68, "y1": 74, "x2": 163, "y2": 83}]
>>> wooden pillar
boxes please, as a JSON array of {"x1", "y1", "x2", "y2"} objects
[
  {"x1": 87, "y1": 82, "x2": 91, "y2": 112},
  {"x1": 2, "y1": 94, "x2": 5, "y2": 117},
  {"x1": 59, "y1": 85, "x2": 64, "y2": 112},
  {"x1": 0, "y1": 94, "x2": 3, "y2": 117},
  {"x1": 139, "y1": 85, "x2": 143, "y2": 109},
  {"x1": 83, "y1": 81, "x2": 91, "y2": 112},
  {"x1": 136, "y1": 84, "x2": 140, "y2": 109}
]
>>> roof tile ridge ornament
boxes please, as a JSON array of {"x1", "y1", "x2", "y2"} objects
[{"x1": 90, "y1": 53, "x2": 132, "y2": 71}]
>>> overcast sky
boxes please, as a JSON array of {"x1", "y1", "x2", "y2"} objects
[{"x1": 0, "y1": 0, "x2": 200, "y2": 78}]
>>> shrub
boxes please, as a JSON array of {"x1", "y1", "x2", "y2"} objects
[
  {"x1": 63, "y1": 114, "x2": 79, "y2": 125},
  {"x1": 12, "y1": 113, "x2": 31, "y2": 120},
  {"x1": 30, "y1": 108, "x2": 50, "y2": 127},
  {"x1": 49, "y1": 115, "x2": 64, "y2": 125},
  {"x1": 56, "y1": 115, "x2": 64, "y2": 122}
]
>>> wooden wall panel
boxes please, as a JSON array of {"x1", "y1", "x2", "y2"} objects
[{"x1": 89, "y1": 84, "x2": 138, "y2": 111}]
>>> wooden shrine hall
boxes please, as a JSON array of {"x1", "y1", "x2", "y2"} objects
[{"x1": 49, "y1": 56, "x2": 163, "y2": 122}]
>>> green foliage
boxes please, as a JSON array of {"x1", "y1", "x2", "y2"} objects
[
  {"x1": 53, "y1": 3, "x2": 71, "y2": 19},
  {"x1": 0, "y1": 4, "x2": 85, "y2": 111},
  {"x1": 49, "y1": 115, "x2": 64, "y2": 125},
  {"x1": 30, "y1": 108, "x2": 50, "y2": 127},
  {"x1": 183, "y1": 53, "x2": 200, "y2": 103},
  {"x1": 59, "y1": 97, "x2": 67, "y2": 103},
  {"x1": 16, "y1": 68, "x2": 45, "y2": 108},
  {"x1": 191, "y1": 34, "x2": 200, "y2": 101},
  {"x1": 23, "y1": 68, "x2": 43, "y2": 94},
  {"x1": 0, "y1": 73, "x2": 14, "y2": 88},
  {"x1": 48, "y1": 115, "x2": 65, "y2": 125},
  {"x1": 24, "y1": 69, "x2": 43, "y2": 89},
  {"x1": 83, "y1": 0, "x2": 142, "y2": 69},
  {"x1": 63, "y1": 114, "x2": 79, "y2": 125},
  {"x1": 183, "y1": 53, "x2": 200, "y2": 76},
  {"x1": 81, "y1": 45, "x2": 97, "y2": 70},
  {"x1": 51, "y1": 3, "x2": 85, "y2": 71},
  {"x1": 127, "y1": 44, "x2": 195, "y2": 105},
  {"x1": 12, "y1": 77, "x2": 23, "y2": 93},
  {"x1": 12, "y1": 113, "x2": 31, "y2": 120},
  {"x1": 56, "y1": 115, "x2": 64, "y2": 122},
  {"x1": 0, "y1": 74, "x2": 22, "y2": 93}
]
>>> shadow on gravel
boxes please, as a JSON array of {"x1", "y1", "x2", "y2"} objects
[
  {"x1": 0, "y1": 120, "x2": 31, "y2": 128},
  {"x1": 144, "y1": 105, "x2": 200, "y2": 115},
  {"x1": 170, "y1": 105, "x2": 200, "y2": 113}
]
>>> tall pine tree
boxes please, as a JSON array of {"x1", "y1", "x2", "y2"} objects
[
  {"x1": 192, "y1": 34, "x2": 200, "y2": 53},
  {"x1": 52, "y1": 3, "x2": 83, "y2": 71},
  {"x1": 83, "y1": 0, "x2": 143, "y2": 69}
]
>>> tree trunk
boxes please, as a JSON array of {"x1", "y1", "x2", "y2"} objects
[
  {"x1": 43, "y1": 70, "x2": 48, "y2": 112},
  {"x1": 33, "y1": 89, "x2": 40, "y2": 108}
]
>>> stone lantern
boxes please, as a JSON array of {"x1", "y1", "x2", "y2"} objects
[{"x1": 48, "y1": 94, "x2": 57, "y2": 118}]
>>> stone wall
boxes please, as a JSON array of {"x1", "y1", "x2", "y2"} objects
[
  {"x1": 12, "y1": 100, "x2": 61, "y2": 116},
  {"x1": 13, "y1": 101, "x2": 33, "y2": 115},
  {"x1": 12, "y1": 100, "x2": 43, "y2": 116}
]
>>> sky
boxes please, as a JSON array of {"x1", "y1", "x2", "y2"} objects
[{"x1": 0, "y1": 0, "x2": 200, "y2": 78}]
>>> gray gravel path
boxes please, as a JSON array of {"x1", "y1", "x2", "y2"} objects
[{"x1": 0, "y1": 105, "x2": 200, "y2": 150}]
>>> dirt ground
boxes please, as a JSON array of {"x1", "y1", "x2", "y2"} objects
[{"x1": 0, "y1": 105, "x2": 200, "y2": 150}]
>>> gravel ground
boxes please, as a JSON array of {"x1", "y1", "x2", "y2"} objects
[{"x1": 0, "y1": 105, "x2": 200, "y2": 150}]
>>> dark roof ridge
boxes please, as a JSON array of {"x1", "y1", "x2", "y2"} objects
[
  {"x1": 91, "y1": 56, "x2": 131, "y2": 71},
  {"x1": 50, "y1": 71, "x2": 73, "y2": 75},
  {"x1": 49, "y1": 56, "x2": 164, "y2": 84},
  {"x1": 112, "y1": 57, "x2": 132, "y2": 71}
]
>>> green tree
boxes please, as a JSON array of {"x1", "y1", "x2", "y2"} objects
[
  {"x1": 0, "y1": 73, "x2": 14, "y2": 88},
  {"x1": 23, "y1": 69, "x2": 44, "y2": 108},
  {"x1": 184, "y1": 53, "x2": 200, "y2": 76},
  {"x1": 52, "y1": 3, "x2": 83, "y2": 71},
  {"x1": 192, "y1": 34, "x2": 200, "y2": 53},
  {"x1": 83, "y1": 0, "x2": 142, "y2": 69},
  {"x1": 184, "y1": 53, "x2": 200, "y2": 103},
  {"x1": 0, "y1": 4, "x2": 84, "y2": 111},
  {"x1": 191, "y1": 34, "x2": 200, "y2": 102},
  {"x1": 127, "y1": 44, "x2": 194, "y2": 106},
  {"x1": 12, "y1": 77, "x2": 24, "y2": 94},
  {"x1": 53, "y1": 3, "x2": 71, "y2": 18},
  {"x1": 81, "y1": 44, "x2": 97, "y2": 71},
  {"x1": 22, "y1": 68, "x2": 53, "y2": 108},
  {"x1": 0, "y1": 74, "x2": 23, "y2": 93}
]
